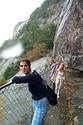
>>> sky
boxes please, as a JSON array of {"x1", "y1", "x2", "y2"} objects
[{"x1": 0, "y1": 0, "x2": 45, "y2": 47}]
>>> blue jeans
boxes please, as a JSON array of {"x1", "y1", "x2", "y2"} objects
[{"x1": 31, "y1": 97, "x2": 49, "y2": 125}]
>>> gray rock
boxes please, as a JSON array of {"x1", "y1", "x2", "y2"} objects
[{"x1": 53, "y1": 0, "x2": 83, "y2": 71}]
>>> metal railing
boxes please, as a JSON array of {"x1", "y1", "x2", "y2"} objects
[
  {"x1": 0, "y1": 82, "x2": 32, "y2": 125},
  {"x1": 0, "y1": 69, "x2": 50, "y2": 125}
]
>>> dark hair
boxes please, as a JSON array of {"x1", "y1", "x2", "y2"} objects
[{"x1": 19, "y1": 58, "x2": 31, "y2": 67}]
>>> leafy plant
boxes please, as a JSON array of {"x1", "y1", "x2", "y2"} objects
[
  {"x1": 27, "y1": 43, "x2": 49, "y2": 61},
  {"x1": 0, "y1": 77, "x2": 7, "y2": 86},
  {"x1": 4, "y1": 62, "x2": 19, "y2": 80}
]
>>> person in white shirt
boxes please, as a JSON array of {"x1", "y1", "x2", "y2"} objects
[{"x1": 55, "y1": 63, "x2": 65, "y2": 99}]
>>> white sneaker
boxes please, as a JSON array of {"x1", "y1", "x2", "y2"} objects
[
  {"x1": 57, "y1": 93, "x2": 60, "y2": 99},
  {"x1": 57, "y1": 95, "x2": 60, "y2": 99},
  {"x1": 55, "y1": 89, "x2": 57, "y2": 94}
]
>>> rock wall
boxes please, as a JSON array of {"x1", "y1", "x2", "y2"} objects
[{"x1": 53, "y1": 0, "x2": 83, "y2": 71}]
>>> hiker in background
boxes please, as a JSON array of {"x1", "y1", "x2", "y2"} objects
[
  {"x1": 55, "y1": 63, "x2": 65, "y2": 99},
  {"x1": 48, "y1": 59, "x2": 59, "y2": 91},
  {"x1": 51, "y1": 61, "x2": 60, "y2": 92},
  {"x1": 54, "y1": 61, "x2": 60, "y2": 77},
  {"x1": 50, "y1": 60, "x2": 56, "y2": 91}
]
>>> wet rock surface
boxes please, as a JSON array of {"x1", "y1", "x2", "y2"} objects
[
  {"x1": 68, "y1": 71, "x2": 83, "y2": 125},
  {"x1": 53, "y1": 0, "x2": 83, "y2": 71}
]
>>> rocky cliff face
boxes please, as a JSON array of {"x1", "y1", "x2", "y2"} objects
[
  {"x1": 53, "y1": 0, "x2": 83, "y2": 71},
  {"x1": 38, "y1": 1, "x2": 64, "y2": 28}
]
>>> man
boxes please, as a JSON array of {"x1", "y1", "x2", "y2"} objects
[{"x1": 12, "y1": 58, "x2": 49, "y2": 125}]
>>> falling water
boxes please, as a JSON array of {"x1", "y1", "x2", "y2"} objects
[
  {"x1": 0, "y1": 40, "x2": 23, "y2": 58},
  {"x1": 0, "y1": 43, "x2": 23, "y2": 58}
]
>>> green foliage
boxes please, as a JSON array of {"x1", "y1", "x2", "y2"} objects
[
  {"x1": 17, "y1": 21, "x2": 57, "y2": 55},
  {"x1": 27, "y1": 43, "x2": 49, "y2": 61},
  {"x1": 4, "y1": 62, "x2": 19, "y2": 80},
  {"x1": 15, "y1": 0, "x2": 63, "y2": 55},
  {"x1": 17, "y1": 20, "x2": 41, "y2": 53},
  {"x1": 15, "y1": 0, "x2": 60, "y2": 57},
  {"x1": 38, "y1": 23, "x2": 57, "y2": 49},
  {"x1": 0, "y1": 77, "x2": 7, "y2": 86},
  {"x1": 30, "y1": 0, "x2": 61, "y2": 19}
]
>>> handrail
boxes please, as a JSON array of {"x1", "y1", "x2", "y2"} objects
[{"x1": 0, "y1": 82, "x2": 13, "y2": 90}]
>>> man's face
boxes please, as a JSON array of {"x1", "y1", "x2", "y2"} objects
[{"x1": 19, "y1": 61, "x2": 31, "y2": 74}]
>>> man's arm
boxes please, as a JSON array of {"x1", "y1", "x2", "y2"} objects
[{"x1": 12, "y1": 73, "x2": 34, "y2": 83}]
